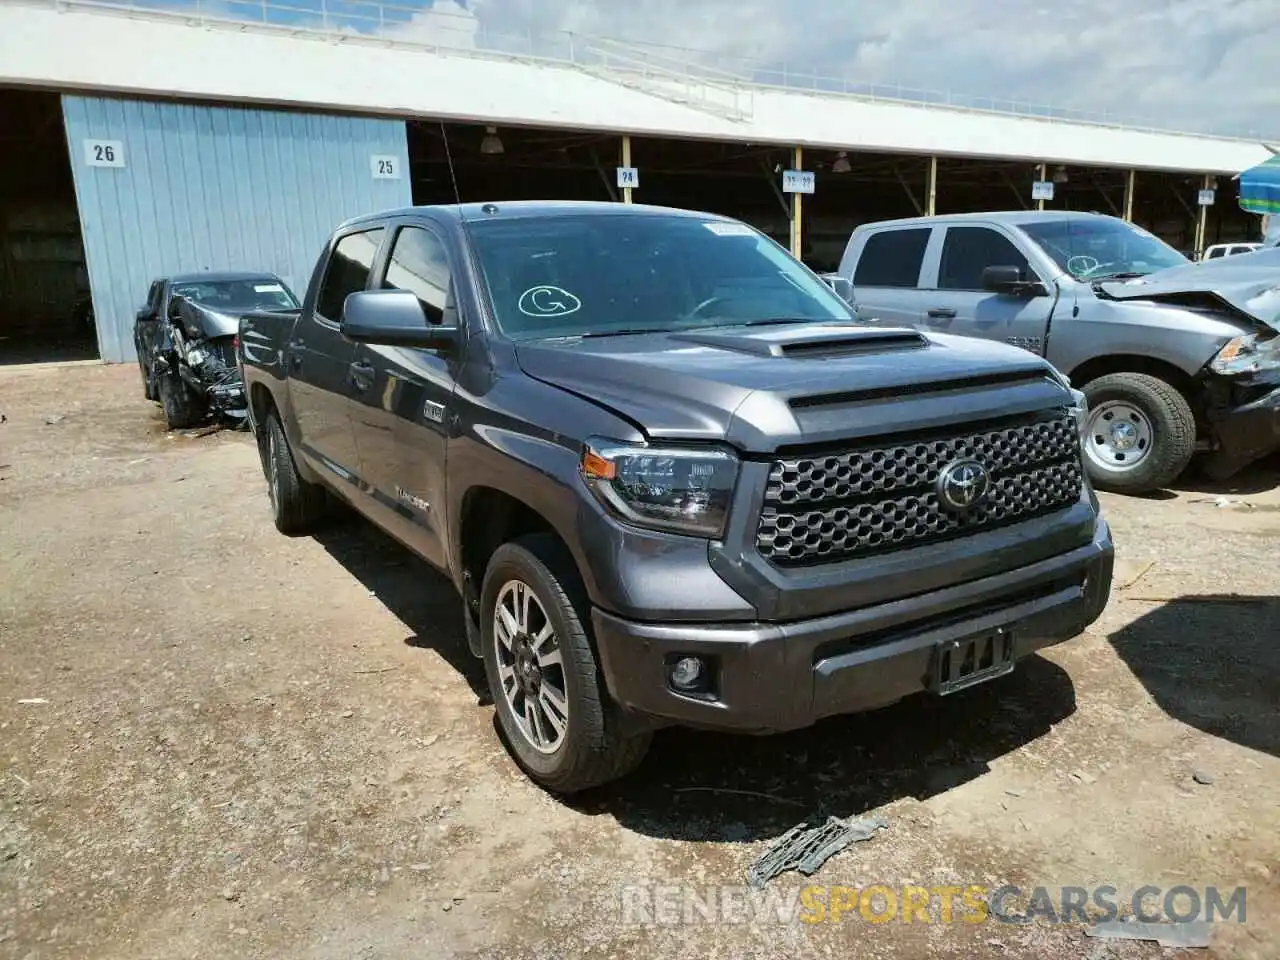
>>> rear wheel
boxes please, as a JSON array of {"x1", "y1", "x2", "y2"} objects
[
  {"x1": 138, "y1": 353, "x2": 158, "y2": 401},
  {"x1": 260, "y1": 411, "x2": 329, "y2": 535},
  {"x1": 480, "y1": 534, "x2": 651, "y2": 794},
  {"x1": 1080, "y1": 372, "x2": 1196, "y2": 494},
  {"x1": 157, "y1": 372, "x2": 205, "y2": 429}
]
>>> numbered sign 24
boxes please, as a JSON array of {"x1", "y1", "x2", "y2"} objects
[
  {"x1": 83, "y1": 140, "x2": 125, "y2": 168},
  {"x1": 371, "y1": 155, "x2": 401, "y2": 180},
  {"x1": 616, "y1": 166, "x2": 639, "y2": 190}
]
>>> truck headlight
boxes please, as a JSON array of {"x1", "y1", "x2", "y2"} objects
[
  {"x1": 580, "y1": 439, "x2": 739, "y2": 538},
  {"x1": 1068, "y1": 387, "x2": 1089, "y2": 444},
  {"x1": 1210, "y1": 332, "x2": 1280, "y2": 376}
]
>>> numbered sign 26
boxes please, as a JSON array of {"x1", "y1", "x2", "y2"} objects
[
  {"x1": 371, "y1": 155, "x2": 401, "y2": 180},
  {"x1": 83, "y1": 140, "x2": 125, "y2": 168}
]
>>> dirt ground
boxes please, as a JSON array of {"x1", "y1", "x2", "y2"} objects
[{"x1": 1, "y1": 363, "x2": 1277, "y2": 960}]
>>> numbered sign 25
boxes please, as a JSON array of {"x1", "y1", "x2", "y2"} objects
[
  {"x1": 83, "y1": 140, "x2": 125, "y2": 169},
  {"x1": 371, "y1": 155, "x2": 401, "y2": 180}
]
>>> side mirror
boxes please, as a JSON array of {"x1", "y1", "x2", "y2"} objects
[
  {"x1": 341, "y1": 289, "x2": 459, "y2": 350},
  {"x1": 981, "y1": 265, "x2": 1046, "y2": 296},
  {"x1": 820, "y1": 274, "x2": 855, "y2": 304},
  {"x1": 136, "y1": 308, "x2": 154, "y2": 323}
]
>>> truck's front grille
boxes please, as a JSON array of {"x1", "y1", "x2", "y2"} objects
[{"x1": 756, "y1": 411, "x2": 1082, "y2": 566}]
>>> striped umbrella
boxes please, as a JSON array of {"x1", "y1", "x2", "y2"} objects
[{"x1": 1237, "y1": 154, "x2": 1280, "y2": 215}]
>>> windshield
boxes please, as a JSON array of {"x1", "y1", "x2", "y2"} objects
[
  {"x1": 465, "y1": 214, "x2": 852, "y2": 340},
  {"x1": 171, "y1": 278, "x2": 299, "y2": 312},
  {"x1": 1018, "y1": 219, "x2": 1188, "y2": 280}
]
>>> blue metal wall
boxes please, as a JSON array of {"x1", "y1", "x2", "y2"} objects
[{"x1": 62, "y1": 96, "x2": 411, "y2": 362}]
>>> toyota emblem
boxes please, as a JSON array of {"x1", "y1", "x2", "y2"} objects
[{"x1": 937, "y1": 459, "x2": 991, "y2": 511}]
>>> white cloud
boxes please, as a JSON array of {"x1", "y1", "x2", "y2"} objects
[
  {"x1": 382, "y1": 0, "x2": 479, "y2": 50},
  {"x1": 448, "y1": 0, "x2": 1280, "y2": 137}
]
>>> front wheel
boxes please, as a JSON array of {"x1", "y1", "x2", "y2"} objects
[
  {"x1": 157, "y1": 372, "x2": 205, "y2": 429},
  {"x1": 260, "y1": 412, "x2": 329, "y2": 535},
  {"x1": 1080, "y1": 372, "x2": 1196, "y2": 494},
  {"x1": 480, "y1": 534, "x2": 651, "y2": 794}
]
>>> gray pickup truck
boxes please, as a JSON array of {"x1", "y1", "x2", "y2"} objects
[
  {"x1": 239, "y1": 200, "x2": 1114, "y2": 794},
  {"x1": 835, "y1": 212, "x2": 1280, "y2": 494}
]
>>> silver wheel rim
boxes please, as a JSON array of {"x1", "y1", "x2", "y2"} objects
[
  {"x1": 266, "y1": 428, "x2": 281, "y2": 510},
  {"x1": 493, "y1": 579, "x2": 568, "y2": 755},
  {"x1": 1085, "y1": 400, "x2": 1153, "y2": 473}
]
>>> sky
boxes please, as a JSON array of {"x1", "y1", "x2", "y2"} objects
[{"x1": 206, "y1": 0, "x2": 1280, "y2": 137}]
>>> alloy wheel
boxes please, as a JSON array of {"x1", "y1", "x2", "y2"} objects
[{"x1": 493, "y1": 579, "x2": 569, "y2": 754}]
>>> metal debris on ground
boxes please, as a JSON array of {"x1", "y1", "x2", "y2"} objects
[
  {"x1": 746, "y1": 814, "x2": 887, "y2": 888},
  {"x1": 1128, "y1": 593, "x2": 1268, "y2": 605},
  {"x1": 1084, "y1": 920, "x2": 1211, "y2": 948},
  {"x1": 1116, "y1": 560, "x2": 1155, "y2": 591}
]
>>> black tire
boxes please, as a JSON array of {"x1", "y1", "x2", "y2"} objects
[
  {"x1": 138, "y1": 356, "x2": 157, "y2": 401},
  {"x1": 260, "y1": 411, "x2": 329, "y2": 535},
  {"x1": 1080, "y1": 372, "x2": 1196, "y2": 494},
  {"x1": 157, "y1": 372, "x2": 205, "y2": 429},
  {"x1": 480, "y1": 533, "x2": 651, "y2": 794}
]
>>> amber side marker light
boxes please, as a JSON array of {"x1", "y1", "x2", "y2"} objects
[{"x1": 580, "y1": 448, "x2": 617, "y2": 480}]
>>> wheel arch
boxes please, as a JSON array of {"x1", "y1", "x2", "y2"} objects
[
  {"x1": 456, "y1": 485, "x2": 581, "y2": 633},
  {"x1": 1068, "y1": 354, "x2": 1198, "y2": 401}
]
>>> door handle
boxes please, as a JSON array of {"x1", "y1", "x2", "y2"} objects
[
  {"x1": 348, "y1": 360, "x2": 375, "y2": 390},
  {"x1": 927, "y1": 308, "x2": 957, "y2": 320}
]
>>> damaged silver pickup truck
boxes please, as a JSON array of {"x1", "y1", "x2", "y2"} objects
[{"x1": 836, "y1": 213, "x2": 1280, "y2": 494}]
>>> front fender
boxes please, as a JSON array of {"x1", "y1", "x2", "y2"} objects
[
  {"x1": 445, "y1": 373, "x2": 642, "y2": 608},
  {"x1": 1049, "y1": 298, "x2": 1250, "y2": 378}
]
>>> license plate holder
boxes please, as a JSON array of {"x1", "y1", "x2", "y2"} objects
[{"x1": 932, "y1": 629, "x2": 1015, "y2": 695}]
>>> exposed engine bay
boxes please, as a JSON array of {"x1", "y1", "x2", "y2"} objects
[{"x1": 151, "y1": 296, "x2": 247, "y2": 427}]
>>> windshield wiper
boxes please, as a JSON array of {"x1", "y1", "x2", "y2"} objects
[
  {"x1": 1089, "y1": 271, "x2": 1149, "y2": 282},
  {"x1": 572, "y1": 327, "x2": 677, "y2": 339},
  {"x1": 729, "y1": 317, "x2": 826, "y2": 327}
]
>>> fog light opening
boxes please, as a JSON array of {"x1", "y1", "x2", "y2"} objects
[{"x1": 666, "y1": 654, "x2": 715, "y2": 696}]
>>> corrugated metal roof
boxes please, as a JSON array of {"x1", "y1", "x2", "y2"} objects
[
  {"x1": 62, "y1": 95, "x2": 410, "y2": 361},
  {"x1": 3, "y1": 3, "x2": 1273, "y2": 176}
]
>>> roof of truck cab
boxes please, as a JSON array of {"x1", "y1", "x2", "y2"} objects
[
  {"x1": 338, "y1": 200, "x2": 740, "y2": 229},
  {"x1": 853, "y1": 210, "x2": 1123, "y2": 231},
  {"x1": 168, "y1": 271, "x2": 284, "y2": 283}
]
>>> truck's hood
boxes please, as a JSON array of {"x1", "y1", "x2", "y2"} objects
[
  {"x1": 181, "y1": 301, "x2": 241, "y2": 338},
  {"x1": 1096, "y1": 249, "x2": 1280, "y2": 331},
  {"x1": 513, "y1": 321, "x2": 1068, "y2": 451}
]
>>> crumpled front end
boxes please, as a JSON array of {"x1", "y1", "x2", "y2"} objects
[{"x1": 154, "y1": 297, "x2": 248, "y2": 424}]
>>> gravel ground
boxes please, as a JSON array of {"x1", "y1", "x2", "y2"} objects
[{"x1": 1, "y1": 363, "x2": 1277, "y2": 960}]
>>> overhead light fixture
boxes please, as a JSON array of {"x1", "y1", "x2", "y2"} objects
[
  {"x1": 480, "y1": 126, "x2": 504, "y2": 155},
  {"x1": 1052, "y1": 164, "x2": 1069, "y2": 184},
  {"x1": 832, "y1": 151, "x2": 851, "y2": 174}
]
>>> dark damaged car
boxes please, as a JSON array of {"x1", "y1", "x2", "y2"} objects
[{"x1": 134, "y1": 272, "x2": 300, "y2": 429}]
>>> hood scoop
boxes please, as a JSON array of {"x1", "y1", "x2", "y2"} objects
[{"x1": 671, "y1": 323, "x2": 928, "y2": 358}]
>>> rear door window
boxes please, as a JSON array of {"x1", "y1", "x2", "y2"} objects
[
  {"x1": 938, "y1": 226, "x2": 1033, "y2": 290},
  {"x1": 316, "y1": 228, "x2": 385, "y2": 322},
  {"x1": 853, "y1": 228, "x2": 931, "y2": 288}
]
